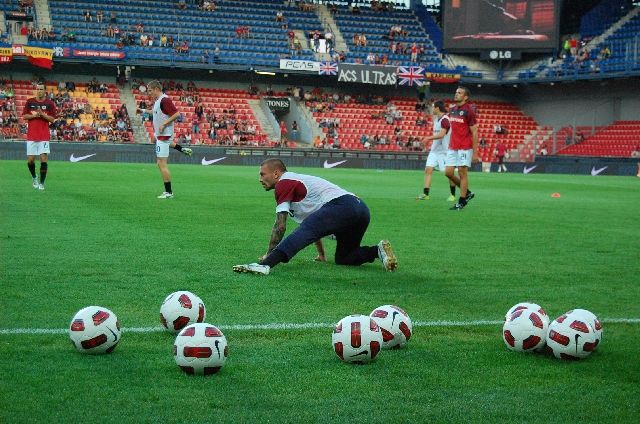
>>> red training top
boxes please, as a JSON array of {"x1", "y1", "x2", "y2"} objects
[
  {"x1": 448, "y1": 102, "x2": 477, "y2": 150},
  {"x1": 23, "y1": 98, "x2": 58, "y2": 141}
]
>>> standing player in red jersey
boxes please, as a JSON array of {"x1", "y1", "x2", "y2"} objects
[
  {"x1": 22, "y1": 84, "x2": 57, "y2": 191},
  {"x1": 142, "y1": 80, "x2": 192, "y2": 199},
  {"x1": 445, "y1": 86, "x2": 479, "y2": 210}
]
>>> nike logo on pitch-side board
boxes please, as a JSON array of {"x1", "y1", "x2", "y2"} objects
[
  {"x1": 201, "y1": 157, "x2": 227, "y2": 166},
  {"x1": 323, "y1": 160, "x2": 347, "y2": 168},
  {"x1": 69, "y1": 153, "x2": 96, "y2": 162}
]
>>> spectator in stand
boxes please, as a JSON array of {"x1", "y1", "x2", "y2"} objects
[
  {"x1": 291, "y1": 121, "x2": 298, "y2": 142},
  {"x1": 276, "y1": 10, "x2": 284, "y2": 22},
  {"x1": 96, "y1": 10, "x2": 103, "y2": 23},
  {"x1": 279, "y1": 120, "x2": 287, "y2": 147},
  {"x1": 569, "y1": 37, "x2": 578, "y2": 56},
  {"x1": 177, "y1": 0, "x2": 187, "y2": 10},
  {"x1": 494, "y1": 141, "x2": 507, "y2": 173},
  {"x1": 192, "y1": 116, "x2": 200, "y2": 134},
  {"x1": 325, "y1": 31, "x2": 333, "y2": 51},
  {"x1": 410, "y1": 43, "x2": 418, "y2": 62},
  {"x1": 110, "y1": 11, "x2": 117, "y2": 24},
  {"x1": 83, "y1": 10, "x2": 92, "y2": 22}
]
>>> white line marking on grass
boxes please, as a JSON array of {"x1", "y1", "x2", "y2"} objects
[{"x1": 1, "y1": 318, "x2": 639, "y2": 335}]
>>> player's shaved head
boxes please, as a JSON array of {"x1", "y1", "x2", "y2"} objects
[{"x1": 261, "y1": 158, "x2": 287, "y2": 172}]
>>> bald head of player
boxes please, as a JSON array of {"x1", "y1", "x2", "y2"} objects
[{"x1": 259, "y1": 158, "x2": 287, "y2": 191}]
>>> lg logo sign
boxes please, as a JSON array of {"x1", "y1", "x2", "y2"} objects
[{"x1": 489, "y1": 50, "x2": 512, "y2": 60}]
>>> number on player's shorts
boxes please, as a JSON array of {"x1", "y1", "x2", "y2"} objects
[
  {"x1": 460, "y1": 152, "x2": 467, "y2": 160},
  {"x1": 156, "y1": 145, "x2": 160, "y2": 153},
  {"x1": 43, "y1": 142, "x2": 49, "y2": 149}
]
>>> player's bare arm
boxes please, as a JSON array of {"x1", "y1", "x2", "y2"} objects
[
  {"x1": 160, "y1": 111, "x2": 180, "y2": 132},
  {"x1": 314, "y1": 240, "x2": 326, "y2": 262},
  {"x1": 38, "y1": 112, "x2": 56, "y2": 123},
  {"x1": 470, "y1": 124, "x2": 480, "y2": 163},
  {"x1": 267, "y1": 212, "x2": 288, "y2": 253}
]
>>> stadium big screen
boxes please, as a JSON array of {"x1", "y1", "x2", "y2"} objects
[{"x1": 443, "y1": 0, "x2": 560, "y2": 52}]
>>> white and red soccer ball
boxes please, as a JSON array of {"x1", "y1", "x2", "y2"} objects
[
  {"x1": 502, "y1": 307, "x2": 548, "y2": 352},
  {"x1": 174, "y1": 323, "x2": 228, "y2": 375},
  {"x1": 69, "y1": 306, "x2": 121, "y2": 354},
  {"x1": 332, "y1": 315, "x2": 383, "y2": 364},
  {"x1": 369, "y1": 304, "x2": 413, "y2": 349},
  {"x1": 566, "y1": 308, "x2": 603, "y2": 347},
  {"x1": 547, "y1": 310, "x2": 599, "y2": 360},
  {"x1": 504, "y1": 302, "x2": 550, "y2": 328},
  {"x1": 160, "y1": 291, "x2": 206, "y2": 333}
]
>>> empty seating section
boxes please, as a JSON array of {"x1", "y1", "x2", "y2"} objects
[
  {"x1": 44, "y1": 0, "x2": 321, "y2": 66},
  {"x1": 557, "y1": 121, "x2": 640, "y2": 157},
  {"x1": 134, "y1": 87, "x2": 271, "y2": 146},
  {"x1": 579, "y1": 0, "x2": 629, "y2": 38},
  {"x1": 9, "y1": 80, "x2": 132, "y2": 142},
  {"x1": 310, "y1": 98, "x2": 540, "y2": 157}
]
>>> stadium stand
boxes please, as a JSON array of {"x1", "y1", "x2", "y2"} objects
[
  {"x1": 4, "y1": 79, "x2": 132, "y2": 142},
  {"x1": 15, "y1": 0, "x2": 456, "y2": 71},
  {"x1": 307, "y1": 93, "x2": 541, "y2": 160},
  {"x1": 38, "y1": 0, "x2": 323, "y2": 67},
  {"x1": 133, "y1": 84, "x2": 272, "y2": 147},
  {"x1": 518, "y1": 0, "x2": 640, "y2": 80},
  {"x1": 557, "y1": 121, "x2": 640, "y2": 157}
]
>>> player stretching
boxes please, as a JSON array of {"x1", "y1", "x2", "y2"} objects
[
  {"x1": 22, "y1": 84, "x2": 57, "y2": 190},
  {"x1": 145, "y1": 80, "x2": 192, "y2": 199},
  {"x1": 233, "y1": 158, "x2": 397, "y2": 275},
  {"x1": 417, "y1": 100, "x2": 456, "y2": 202},
  {"x1": 445, "y1": 86, "x2": 479, "y2": 210}
]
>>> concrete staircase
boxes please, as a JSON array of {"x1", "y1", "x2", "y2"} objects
[
  {"x1": 315, "y1": 4, "x2": 348, "y2": 59},
  {"x1": 33, "y1": 0, "x2": 52, "y2": 29},
  {"x1": 119, "y1": 87, "x2": 150, "y2": 144},
  {"x1": 247, "y1": 99, "x2": 280, "y2": 143},
  {"x1": 0, "y1": 12, "x2": 7, "y2": 39},
  {"x1": 295, "y1": 99, "x2": 323, "y2": 142}
]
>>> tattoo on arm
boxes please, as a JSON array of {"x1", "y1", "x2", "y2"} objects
[{"x1": 268, "y1": 212, "x2": 288, "y2": 253}]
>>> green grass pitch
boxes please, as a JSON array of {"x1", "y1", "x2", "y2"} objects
[{"x1": 1, "y1": 159, "x2": 639, "y2": 423}]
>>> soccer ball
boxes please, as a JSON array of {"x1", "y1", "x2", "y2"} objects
[
  {"x1": 547, "y1": 311, "x2": 598, "y2": 360},
  {"x1": 369, "y1": 304, "x2": 413, "y2": 349},
  {"x1": 502, "y1": 308, "x2": 548, "y2": 352},
  {"x1": 160, "y1": 291, "x2": 206, "y2": 333},
  {"x1": 332, "y1": 315, "x2": 383, "y2": 364},
  {"x1": 505, "y1": 302, "x2": 550, "y2": 328},
  {"x1": 174, "y1": 323, "x2": 228, "y2": 375},
  {"x1": 566, "y1": 308, "x2": 602, "y2": 348},
  {"x1": 69, "y1": 306, "x2": 121, "y2": 354}
]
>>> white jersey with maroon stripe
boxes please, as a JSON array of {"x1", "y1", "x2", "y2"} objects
[
  {"x1": 152, "y1": 93, "x2": 175, "y2": 138},
  {"x1": 274, "y1": 171, "x2": 352, "y2": 223}
]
